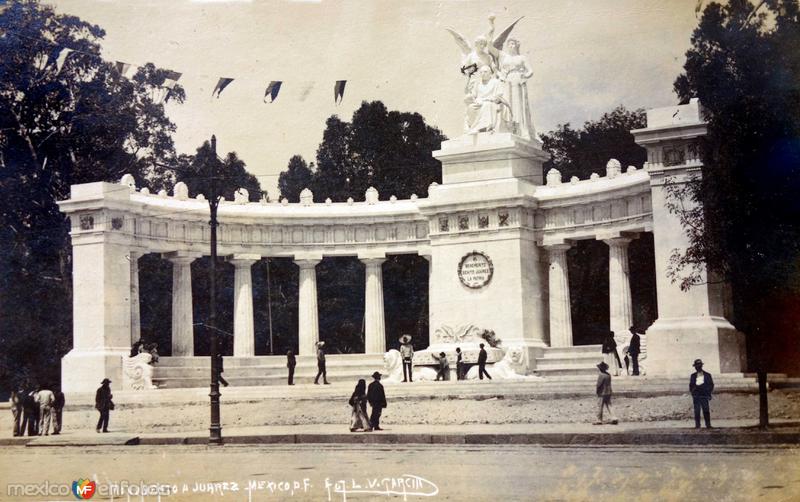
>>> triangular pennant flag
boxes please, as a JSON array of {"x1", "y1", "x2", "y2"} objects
[
  {"x1": 114, "y1": 61, "x2": 132, "y2": 77},
  {"x1": 163, "y1": 70, "x2": 182, "y2": 88},
  {"x1": 334, "y1": 80, "x2": 347, "y2": 104},
  {"x1": 211, "y1": 77, "x2": 234, "y2": 98},
  {"x1": 298, "y1": 82, "x2": 315, "y2": 102},
  {"x1": 264, "y1": 81, "x2": 282, "y2": 103},
  {"x1": 54, "y1": 48, "x2": 73, "y2": 74}
]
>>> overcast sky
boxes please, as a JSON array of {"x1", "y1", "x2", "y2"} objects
[{"x1": 49, "y1": 0, "x2": 700, "y2": 197}]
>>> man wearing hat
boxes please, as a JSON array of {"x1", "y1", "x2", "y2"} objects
[
  {"x1": 689, "y1": 359, "x2": 714, "y2": 428},
  {"x1": 366, "y1": 372, "x2": 387, "y2": 430},
  {"x1": 594, "y1": 361, "x2": 618, "y2": 425},
  {"x1": 399, "y1": 335, "x2": 414, "y2": 383},
  {"x1": 95, "y1": 378, "x2": 114, "y2": 433},
  {"x1": 314, "y1": 341, "x2": 329, "y2": 385}
]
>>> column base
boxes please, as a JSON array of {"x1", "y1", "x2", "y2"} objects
[
  {"x1": 645, "y1": 317, "x2": 746, "y2": 376},
  {"x1": 61, "y1": 348, "x2": 129, "y2": 393}
]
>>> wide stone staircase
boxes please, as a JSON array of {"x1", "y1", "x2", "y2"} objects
[
  {"x1": 533, "y1": 344, "x2": 605, "y2": 377},
  {"x1": 152, "y1": 354, "x2": 386, "y2": 388}
]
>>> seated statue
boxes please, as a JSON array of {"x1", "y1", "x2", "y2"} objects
[{"x1": 464, "y1": 66, "x2": 511, "y2": 135}]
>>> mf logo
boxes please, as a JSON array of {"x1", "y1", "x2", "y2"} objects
[{"x1": 72, "y1": 479, "x2": 96, "y2": 500}]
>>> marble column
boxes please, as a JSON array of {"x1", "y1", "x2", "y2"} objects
[
  {"x1": 229, "y1": 255, "x2": 259, "y2": 357},
  {"x1": 546, "y1": 244, "x2": 573, "y2": 347},
  {"x1": 604, "y1": 237, "x2": 634, "y2": 336},
  {"x1": 129, "y1": 250, "x2": 143, "y2": 346},
  {"x1": 166, "y1": 253, "x2": 198, "y2": 357},
  {"x1": 362, "y1": 257, "x2": 387, "y2": 354},
  {"x1": 296, "y1": 258, "x2": 320, "y2": 356}
]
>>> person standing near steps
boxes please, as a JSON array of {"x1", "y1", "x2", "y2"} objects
[
  {"x1": 367, "y1": 372, "x2": 387, "y2": 431},
  {"x1": 287, "y1": 349, "x2": 297, "y2": 385},
  {"x1": 314, "y1": 341, "x2": 330, "y2": 385},
  {"x1": 478, "y1": 343, "x2": 492, "y2": 380}
]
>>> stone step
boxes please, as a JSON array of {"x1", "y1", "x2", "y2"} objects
[
  {"x1": 534, "y1": 368, "x2": 600, "y2": 377},
  {"x1": 534, "y1": 356, "x2": 604, "y2": 367},
  {"x1": 538, "y1": 345, "x2": 603, "y2": 357},
  {"x1": 155, "y1": 355, "x2": 383, "y2": 368}
]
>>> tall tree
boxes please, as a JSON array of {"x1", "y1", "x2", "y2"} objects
[
  {"x1": 174, "y1": 141, "x2": 262, "y2": 202},
  {"x1": 278, "y1": 155, "x2": 314, "y2": 202},
  {"x1": 0, "y1": 0, "x2": 185, "y2": 388},
  {"x1": 280, "y1": 101, "x2": 447, "y2": 202},
  {"x1": 541, "y1": 106, "x2": 647, "y2": 181},
  {"x1": 671, "y1": 0, "x2": 800, "y2": 372}
]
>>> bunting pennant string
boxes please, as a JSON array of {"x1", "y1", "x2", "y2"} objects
[
  {"x1": 8, "y1": 28, "x2": 362, "y2": 105},
  {"x1": 334, "y1": 80, "x2": 347, "y2": 104},
  {"x1": 211, "y1": 77, "x2": 235, "y2": 98},
  {"x1": 264, "y1": 81, "x2": 282, "y2": 103}
]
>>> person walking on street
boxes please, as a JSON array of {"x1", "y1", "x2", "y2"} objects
[
  {"x1": 367, "y1": 372, "x2": 387, "y2": 431},
  {"x1": 36, "y1": 386, "x2": 55, "y2": 436},
  {"x1": 478, "y1": 343, "x2": 492, "y2": 380},
  {"x1": 690, "y1": 358, "x2": 714, "y2": 428},
  {"x1": 348, "y1": 379, "x2": 372, "y2": 432},
  {"x1": 455, "y1": 347, "x2": 464, "y2": 380},
  {"x1": 314, "y1": 341, "x2": 329, "y2": 384},
  {"x1": 10, "y1": 386, "x2": 23, "y2": 436},
  {"x1": 601, "y1": 331, "x2": 622, "y2": 376},
  {"x1": 53, "y1": 389, "x2": 65, "y2": 435},
  {"x1": 628, "y1": 326, "x2": 642, "y2": 376},
  {"x1": 95, "y1": 378, "x2": 114, "y2": 433},
  {"x1": 399, "y1": 335, "x2": 414, "y2": 382},
  {"x1": 287, "y1": 349, "x2": 296, "y2": 385},
  {"x1": 594, "y1": 361, "x2": 618, "y2": 425}
]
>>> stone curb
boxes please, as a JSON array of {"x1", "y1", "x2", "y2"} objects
[{"x1": 5, "y1": 432, "x2": 799, "y2": 447}]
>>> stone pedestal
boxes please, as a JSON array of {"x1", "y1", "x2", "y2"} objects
[
  {"x1": 296, "y1": 257, "x2": 321, "y2": 356},
  {"x1": 362, "y1": 257, "x2": 387, "y2": 354},
  {"x1": 423, "y1": 133, "x2": 550, "y2": 371},
  {"x1": 633, "y1": 99, "x2": 745, "y2": 375},
  {"x1": 229, "y1": 254, "x2": 260, "y2": 357}
]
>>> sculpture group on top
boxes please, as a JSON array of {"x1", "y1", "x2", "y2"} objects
[{"x1": 447, "y1": 15, "x2": 536, "y2": 140}]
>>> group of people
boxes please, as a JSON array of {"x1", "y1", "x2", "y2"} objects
[
  {"x1": 10, "y1": 384, "x2": 65, "y2": 436},
  {"x1": 130, "y1": 339, "x2": 160, "y2": 363},
  {"x1": 400, "y1": 335, "x2": 492, "y2": 382},
  {"x1": 595, "y1": 356, "x2": 716, "y2": 428},
  {"x1": 601, "y1": 326, "x2": 642, "y2": 376}
]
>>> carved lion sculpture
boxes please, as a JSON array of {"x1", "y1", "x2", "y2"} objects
[
  {"x1": 383, "y1": 349, "x2": 440, "y2": 383},
  {"x1": 465, "y1": 345, "x2": 543, "y2": 380},
  {"x1": 123, "y1": 353, "x2": 157, "y2": 390}
]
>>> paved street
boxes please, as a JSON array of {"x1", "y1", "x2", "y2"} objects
[{"x1": 1, "y1": 444, "x2": 798, "y2": 501}]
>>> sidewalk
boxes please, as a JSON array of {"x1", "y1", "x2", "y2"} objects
[{"x1": 3, "y1": 419, "x2": 799, "y2": 448}]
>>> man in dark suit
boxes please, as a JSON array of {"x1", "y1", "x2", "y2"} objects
[
  {"x1": 286, "y1": 349, "x2": 296, "y2": 385},
  {"x1": 95, "y1": 378, "x2": 113, "y2": 433},
  {"x1": 689, "y1": 358, "x2": 714, "y2": 428},
  {"x1": 478, "y1": 343, "x2": 492, "y2": 380},
  {"x1": 628, "y1": 326, "x2": 641, "y2": 376},
  {"x1": 366, "y1": 372, "x2": 387, "y2": 431}
]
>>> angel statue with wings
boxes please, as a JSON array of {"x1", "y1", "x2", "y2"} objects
[{"x1": 446, "y1": 15, "x2": 527, "y2": 135}]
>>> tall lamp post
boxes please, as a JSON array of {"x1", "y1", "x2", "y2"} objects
[{"x1": 208, "y1": 134, "x2": 223, "y2": 444}]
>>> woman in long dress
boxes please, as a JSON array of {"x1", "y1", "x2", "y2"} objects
[
  {"x1": 498, "y1": 38, "x2": 535, "y2": 140},
  {"x1": 349, "y1": 379, "x2": 372, "y2": 432}
]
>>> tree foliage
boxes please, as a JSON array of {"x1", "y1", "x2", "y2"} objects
[
  {"x1": 540, "y1": 106, "x2": 647, "y2": 181},
  {"x1": 280, "y1": 101, "x2": 447, "y2": 202},
  {"x1": 174, "y1": 141, "x2": 262, "y2": 202},
  {"x1": 278, "y1": 155, "x2": 314, "y2": 202},
  {"x1": 0, "y1": 0, "x2": 185, "y2": 389},
  {"x1": 672, "y1": 0, "x2": 800, "y2": 370}
]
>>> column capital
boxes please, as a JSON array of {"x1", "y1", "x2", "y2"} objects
[
  {"x1": 543, "y1": 242, "x2": 573, "y2": 252},
  {"x1": 360, "y1": 257, "x2": 386, "y2": 267},
  {"x1": 599, "y1": 232, "x2": 639, "y2": 246},
  {"x1": 162, "y1": 251, "x2": 202, "y2": 264},
  {"x1": 128, "y1": 248, "x2": 147, "y2": 261},
  {"x1": 226, "y1": 254, "x2": 261, "y2": 267},
  {"x1": 295, "y1": 258, "x2": 321, "y2": 269}
]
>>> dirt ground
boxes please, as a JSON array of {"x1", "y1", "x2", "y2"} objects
[{"x1": 55, "y1": 390, "x2": 800, "y2": 433}]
